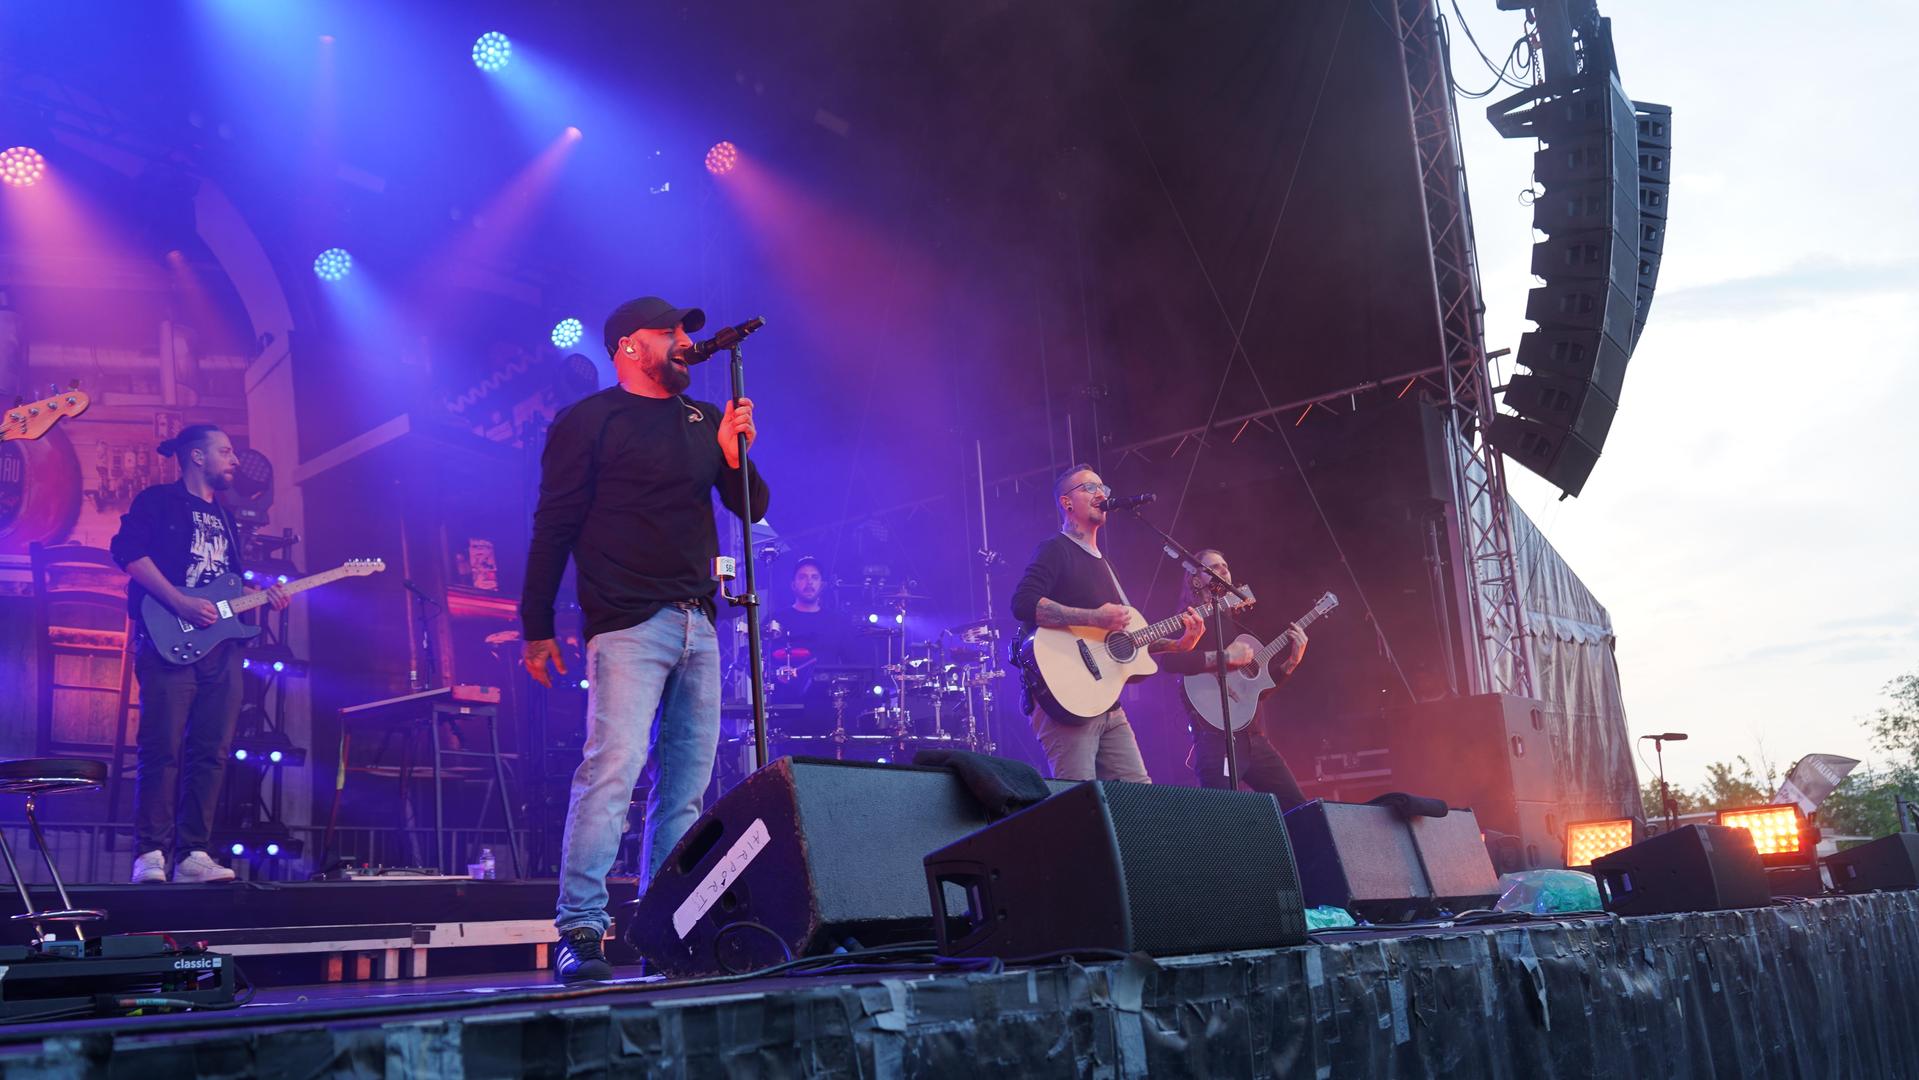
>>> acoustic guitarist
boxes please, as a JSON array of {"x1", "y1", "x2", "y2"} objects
[
  {"x1": 109, "y1": 424, "x2": 288, "y2": 885},
  {"x1": 1009, "y1": 463, "x2": 1203, "y2": 782},
  {"x1": 1169, "y1": 548, "x2": 1311, "y2": 808}
]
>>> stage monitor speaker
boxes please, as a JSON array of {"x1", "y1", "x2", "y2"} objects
[
  {"x1": 1825, "y1": 832, "x2": 1919, "y2": 895},
  {"x1": 925, "y1": 782, "x2": 1306, "y2": 959},
  {"x1": 1589, "y1": 824, "x2": 1771, "y2": 915},
  {"x1": 629, "y1": 758, "x2": 1070, "y2": 977},
  {"x1": 1282, "y1": 800, "x2": 1501, "y2": 922}
]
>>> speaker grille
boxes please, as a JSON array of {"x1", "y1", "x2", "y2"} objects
[{"x1": 1099, "y1": 783, "x2": 1306, "y2": 954}]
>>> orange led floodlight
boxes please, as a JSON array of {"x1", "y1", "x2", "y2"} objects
[
  {"x1": 1565, "y1": 818, "x2": 1637, "y2": 867},
  {"x1": 1716, "y1": 804, "x2": 1807, "y2": 862}
]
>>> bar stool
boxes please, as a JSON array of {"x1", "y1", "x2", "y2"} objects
[{"x1": 0, "y1": 758, "x2": 108, "y2": 944}]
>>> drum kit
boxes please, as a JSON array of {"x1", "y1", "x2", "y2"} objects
[{"x1": 722, "y1": 583, "x2": 1005, "y2": 771}]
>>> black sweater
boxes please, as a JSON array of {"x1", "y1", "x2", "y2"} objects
[
  {"x1": 520, "y1": 387, "x2": 770, "y2": 643},
  {"x1": 1009, "y1": 533, "x2": 1126, "y2": 639},
  {"x1": 109, "y1": 481, "x2": 245, "y2": 620}
]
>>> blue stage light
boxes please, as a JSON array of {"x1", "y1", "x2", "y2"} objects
[
  {"x1": 269, "y1": 750, "x2": 284, "y2": 763},
  {"x1": 272, "y1": 661, "x2": 286, "y2": 673},
  {"x1": 230, "y1": 842, "x2": 246, "y2": 857},
  {"x1": 243, "y1": 570, "x2": 256, "y2": 582},
  {"x1": 241, "y1": 658, "x2": 251, "y2": 670},
  {"x1": 313, "y1": 247, "x2": 352, "y2": 281},
  {"x1": 578, "y1": 679, "x2": 590, "y2": 690},
  {"x1": 277, "y1": 575, "x2": 289, "y2": 586},
  {"x1": 867, "y1": 613, "x2": 880, "y2": 624},
  {"x1": 895, "y1": 613, "x2": 905, "y2": 625},
  {"x1": 233, "y1": 748, "x2": 249, "y2": 762},
  {"x1": 551, "y1": 317, "x2": 584, "y2": 349},
  {"x1": 266, "y1": 843, "x2": 281, "y2": 856},
  {"x1": 871, "y1": 685, "x2": 884, "y2": 696},
  {"x1": 472, "y1": 31, "x2": 511, "y2": 72}
]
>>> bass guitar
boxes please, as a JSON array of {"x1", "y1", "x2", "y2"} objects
[
  {"x1": 1019, "y1": 588, "x2": 1254, "y2": 725},
  {"x1": 4, "y1": 382, "x2": 90, "y2": 443},
  {"x1": 1182, "y1": 591, "x2": 1338, "y2": 732},
  {"x1": 142, "y1": 559, "x2": 386, "y2": 665}
]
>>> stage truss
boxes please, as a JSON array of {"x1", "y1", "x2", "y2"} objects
[{"x1": 1389, "y1": 0, "x2": 1534, "y2": 698}]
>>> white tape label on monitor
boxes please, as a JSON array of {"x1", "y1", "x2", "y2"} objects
[{"x1": 673, "y1": 817, "x2": 772, "y2": 940}]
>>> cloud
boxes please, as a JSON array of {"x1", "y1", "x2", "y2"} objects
[{"x1": 1657, "y1": 257, "x2": 1919, "y2": 319}]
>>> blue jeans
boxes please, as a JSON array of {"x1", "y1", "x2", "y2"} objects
[{"x1": 555, "y1": 606, "x2": 721, "y2": 935}]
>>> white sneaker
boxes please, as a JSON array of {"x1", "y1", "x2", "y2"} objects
[
  {"x1": 172, "y1": 850, "x2": 237, "y2": 883},
  {"x1": 131, "y1": 850, "x2": 166, "y2": 884}
]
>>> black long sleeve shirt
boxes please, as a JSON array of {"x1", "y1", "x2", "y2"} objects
[
  {"x1": 1009, "y1": 533, "x2": 1126, "y2": 641},
  {"x1": 109, "y1": 481, "x2": 244, "y2": 620},
  {"x1": 520, "y1": 387, "x2": 770, "y2": 643}
]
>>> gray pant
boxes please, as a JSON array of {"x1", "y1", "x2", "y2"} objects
[
  {"x1": 1029, "y1": 705, "x2": 1152, "y2": 783},
  {"x1": 134, "y1": 642, "x2": 243, "y2": 859}
]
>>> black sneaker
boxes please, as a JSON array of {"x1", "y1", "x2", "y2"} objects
[{"x1": 555, "y1": 926, "x2": 613, "y2": 983}]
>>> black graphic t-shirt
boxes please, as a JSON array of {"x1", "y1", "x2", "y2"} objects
[{"x1": 110, "y1": 481, "x2": 244, "y2": 619}]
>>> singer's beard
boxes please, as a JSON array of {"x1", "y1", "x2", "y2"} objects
[{"x1": 646, "y1": 351, "x2": 692, "y2": 394}]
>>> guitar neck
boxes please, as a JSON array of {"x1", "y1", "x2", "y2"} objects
[
  {"x1": 227, "y1": 565, "x2": 357, "y2": 613},
  {"x1": 1128, "y1": 597, "x2": 1229, "y2": 650},
  {"x1": 1255, "y1": 603, "x2": 1329, "y2": 665}
]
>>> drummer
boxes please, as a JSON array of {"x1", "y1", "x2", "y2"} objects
[{"x1": 764, "y1": 556, "x2": 856, "y2": 733}]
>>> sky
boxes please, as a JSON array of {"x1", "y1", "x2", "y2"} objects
[{"x1": 1449, "y1": 1, "x2": 1919, "y2": 792}]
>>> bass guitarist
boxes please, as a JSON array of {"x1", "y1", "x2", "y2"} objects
[
  {"x1": 109, "y1": 424, "x2": 288, "y2": 884},
  {"x1": 1171, "y1": 549, "x2": 1311, "y2": 808},
  {"x1": 1010, "y1": 464, "x2": 1203, "y2": 782}
]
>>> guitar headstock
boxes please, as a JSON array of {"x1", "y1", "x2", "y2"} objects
[
  {"x1": 4, "y1": 383, "x2": 91, "y2": 443},
  {"x1": 1312, "y1": 592, "x2": 1339, "y2": 617},
  {"x1": 342, "y1": 558, "x2": 387, "y2": 576},
  {"x1": 1223, "y1": 585, "x2": 1256, "y2": 611}
]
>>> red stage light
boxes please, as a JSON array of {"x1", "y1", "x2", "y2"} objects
[
  {"x1": 1566, "y1": 818, "x2": 1637, "y2": 867},
  {"x1": 1, "y1": 146, "x2": 46, "y2": 188},
  {"x1": 705, "y1": 141, "x2": 739, "y2": 176},
  {"x1": 1717, "y1": 804, "x2": 1806, "y2": 859}
]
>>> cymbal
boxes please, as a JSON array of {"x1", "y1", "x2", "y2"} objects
[
  {"x1": 877, "y1": 587, "x2": 930, "y2": 601},
  {"x1": 770, "y1": 646, "x2": 814, "y2": 661}
]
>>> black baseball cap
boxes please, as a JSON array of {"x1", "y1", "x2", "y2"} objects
[{"x1": 602, "y1": 296, "x2": 707, "y2": 357}]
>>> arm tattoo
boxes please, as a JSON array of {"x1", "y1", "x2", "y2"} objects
[{"x1": 1035, "y1": 598, "x2": 1104, "y2": 628}]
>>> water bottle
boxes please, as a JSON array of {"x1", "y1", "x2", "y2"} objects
[{"x1": 480, "y1": 847, "x2": 496, "y2": 881}]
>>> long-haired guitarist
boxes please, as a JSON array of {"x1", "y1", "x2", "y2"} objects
[
  {"x1": 108, "y1": 423, "x2": 288, "y2": 885},
  {"x1": 1173, "y1": 549, "x2": 1310, "y2": 807},
  {"x1": 1010, "y1": 464, "x2": 1203, "y2": 782}
]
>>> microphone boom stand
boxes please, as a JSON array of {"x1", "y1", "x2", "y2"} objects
[
  {"x1": 1119, "y1": 505, "x2": 1252, "y2": 791},
  {"x1": 722, "y1": 340, "x2": 770, "y2": 770}
]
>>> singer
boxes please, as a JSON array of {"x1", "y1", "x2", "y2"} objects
[
  {"x1": 520, "y1": 295, "x2": 771, "y2": 983},
  {"x1": 1010, "y1": 464, "x2": 1202, "y2": 782}
]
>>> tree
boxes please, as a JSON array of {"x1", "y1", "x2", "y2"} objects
[
  {"x1": 1699, "y1": 756, "x2": 1775, "y2": 810},
  {"x1": 1819, "y1": 767, "x2": 1905, "y2": 840},
  {"x1": 1638, "y1": 776, "x2": 1700, "y2": 818}
]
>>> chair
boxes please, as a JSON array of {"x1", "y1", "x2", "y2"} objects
[
  {"x1": 0, "y1": 758, "x2": 108, "y2": 944},
  {"x1": 27, "y1": 544, "x2": 139, "y2": 836}
]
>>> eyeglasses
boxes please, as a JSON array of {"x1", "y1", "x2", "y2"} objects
[{"x1": 1071, "y1": 482, "x2": 1112, "y2": 498}]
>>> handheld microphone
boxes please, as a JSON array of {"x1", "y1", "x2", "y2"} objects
[
  {"x1": 1097, "y1": 493, "x2": 1157, "y2": 512},
  {"x1": 684, "y1": 316, "x2": 767, "y2": 364}
]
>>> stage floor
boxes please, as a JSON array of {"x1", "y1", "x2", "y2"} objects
[{"x1": 0, "y1": 892, "x2": 1914, "y2": 1078}]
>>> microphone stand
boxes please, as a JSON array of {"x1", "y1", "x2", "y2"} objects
[
  {"x1": 1118, "y1": 505, "x2": 1252, "y2": 791},
  {"x1": 721, "y1": 340, "x2": 770, "y2": 770},
  {"x1": 1644, "y1": 734, "x2": 1680, "y2": 832}
]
